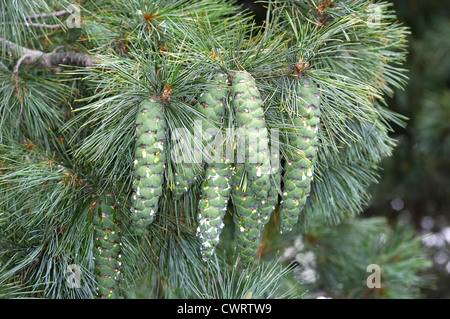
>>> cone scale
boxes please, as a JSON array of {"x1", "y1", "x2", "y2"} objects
[{"x1": 172, "y1": 163, "x2": 196, "y2": 200}]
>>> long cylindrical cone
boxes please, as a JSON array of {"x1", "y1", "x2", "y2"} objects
[
  {"x1": 132, "y1": 98, "x2": 166, "y2": 234},
  {"x1": 93, "y1": 194, "x2": 122, "y2": 299},
  {"x1": 230, "y1": 71, "x2": 275, "y2": 267},
  {"x1": 231, "y1": 163, "x2": 261, "y2": 268},
  {"x1": 280, "y1": 76, "x2": 320, "y2": 233},
  {"x1": 195, "y1": 73, "x2": 233, "y2": 261}
]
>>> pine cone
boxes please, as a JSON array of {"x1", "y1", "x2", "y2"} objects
[
  {"x1": 93, "y1": 194, "x2": 121, "y2": 299},
  {"x1": 280, "y1": 77, "x2": 320, "y2": 233},
  {"x1": 132, "y1": 98, "x2": 166, "y2": 234},
  {"x1": 195, "y1": 73, "x2": 232, "y2": 261}
]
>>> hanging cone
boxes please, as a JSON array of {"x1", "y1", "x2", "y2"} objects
[
  {"x1": 132, "y1": 98, "x2": 166, "y2": 234},
  {"x1": 93, "y1": 194, "x2": 122, "y2": 299},
  {"x1": 195, "y1": 73, "x2": 233, "y2": 261},
  {"x1": 280, "y1": 76, "x2": 320, "y2": 233}
]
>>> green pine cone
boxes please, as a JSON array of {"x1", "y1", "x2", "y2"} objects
[
  {"x1": 93, "y1": 194, "x2": 121, "y2": 299},
  {"x1": 172, "y1": 74, "x2": 228, "y2": 200},
  {"x1": 232, "y1": 71, "x2": 272, "y2": 201},
  {"x1": 280, "y1": 77, "x2": 320, "y2": 233},
  {"x1": 230, "y1": 71, "x2": 277, "y2": 266},
  {"x1": 132, "y1": 98, "x2": 166, "y2": 234},
  {"x1": 170, "y1": 124, "x2": 198, "y2": 201},
  {"x1": 172, "y1": 164, "x2": 196, "y2": 200},
  {"x1": 195, "y1": 73, "x2": 232, "y2": 261},
  {"x1": 198, "y1": 73, "x2": 228, "y2": 130},
  {"x1": 261, "y1": 144, "x2": 281, "y2": 225},
  {"x1": 196, "y1": 162, "x2": 232, "y2": 260},
  {"x1": 231, "y1": 164, "x2": 261, "y2": 267},
  {"x1": 201, "y1": 73, "x2": 228, "y2": 163},
  {"x1": 232, "y1": 71, "x2": 271, "y2": 178}
]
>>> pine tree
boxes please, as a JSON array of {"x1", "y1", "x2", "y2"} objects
[{"x1": 0, "y1": 0, "x2": 432, "y2": 299}]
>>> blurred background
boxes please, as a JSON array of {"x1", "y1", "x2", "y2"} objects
[{"x1": 237, "y1": 0, "x2": 450, "y2": 298}]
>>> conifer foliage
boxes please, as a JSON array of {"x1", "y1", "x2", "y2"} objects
[{"x1": 0, "y1": 0, "x2": 432, "y2": 299}]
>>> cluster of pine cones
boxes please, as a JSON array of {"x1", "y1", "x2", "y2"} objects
[
  {"x1": 131, "y1": 70, "x2": 321, "y2": 265},
  {"x1": 92, "y1": 69, "x2": 320, "y2": 298}
]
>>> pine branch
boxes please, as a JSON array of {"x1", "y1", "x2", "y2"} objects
[
  {"x1": 23, "y1": 9, "x2": 74, "y2": 21},
  {"x1": 0, "y1": 38, "x2": 96, "y2": 72},
  {"x1": 1, "y1": 21, "x2": 62, "y2": 29}
]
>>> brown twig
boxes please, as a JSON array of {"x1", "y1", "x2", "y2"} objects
[
  {"x1": 18, "y1": 22, "x2": 62, "y2": 29},
  {"x1": 23, "y1": 9, "x2": 74, "y2": 21},
  {"x1": 13, "y1": 53, "x2": 33, "y2": 73},
  {"x1": 0, "y1": 37, "x2": 97, "y2": 73},
  {"x1": 1, "y1": 21, "x2": 62, "y2": 29},
  {"x1": 2, "y1": 8, "x2": 74, "y2": 29}
]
